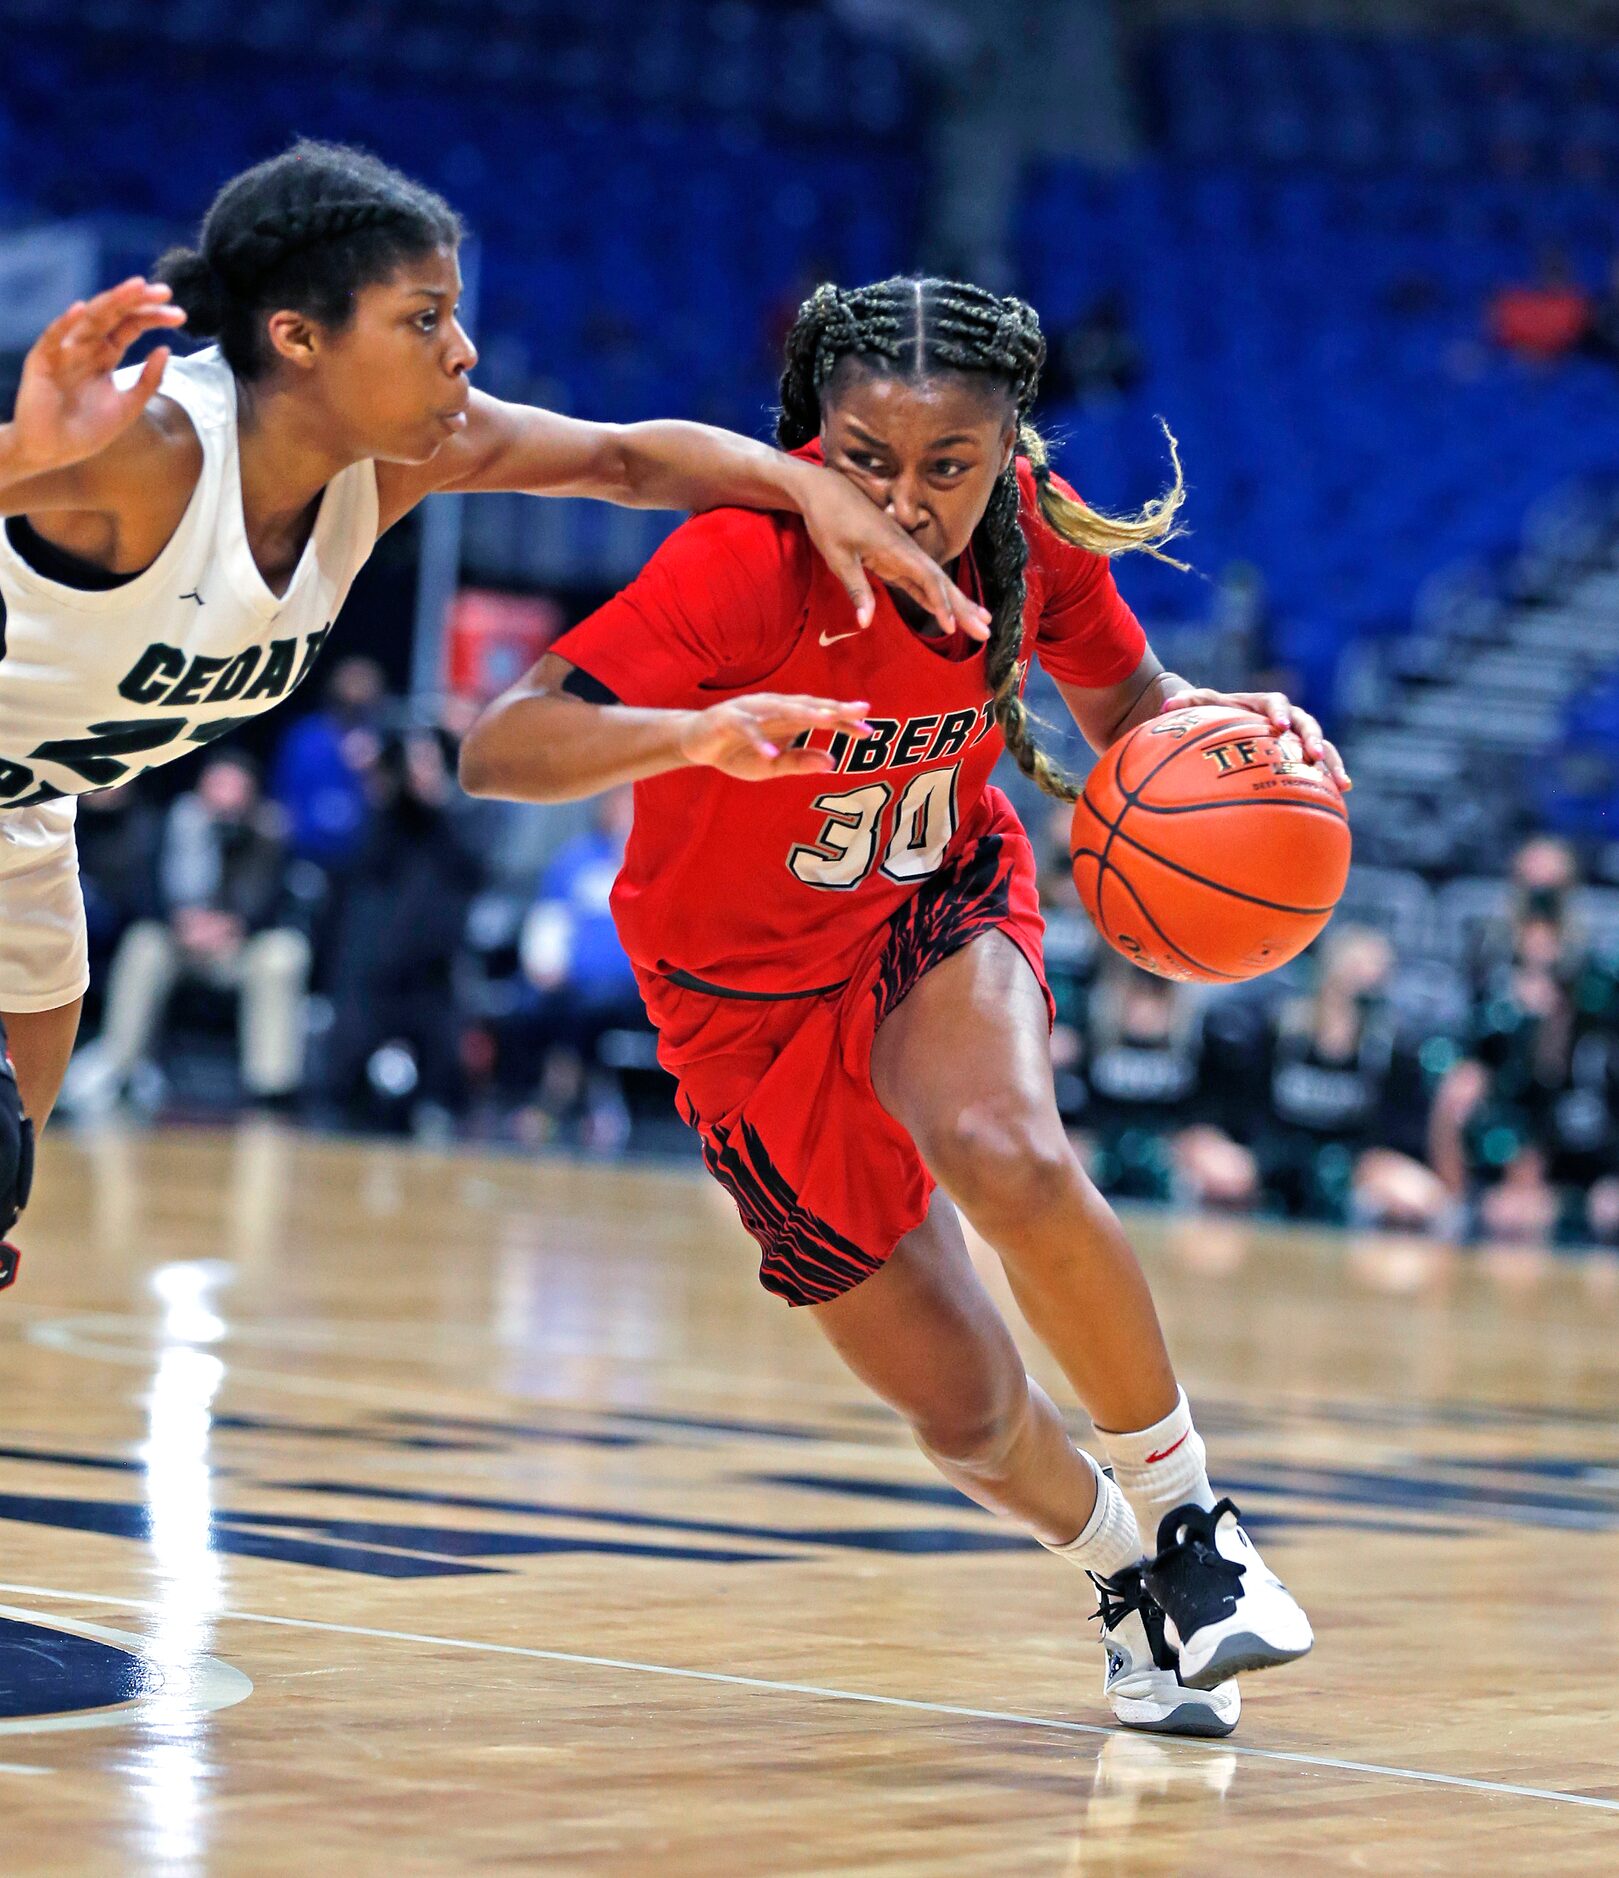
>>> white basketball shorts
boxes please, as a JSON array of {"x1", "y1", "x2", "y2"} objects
[{"x1": 0, "y1": 797, "x2": 88, "y2": 1012}]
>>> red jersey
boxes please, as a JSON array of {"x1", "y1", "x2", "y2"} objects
[{"x1": 551, "y1": 448, "x2": 1146, "y2": 995}]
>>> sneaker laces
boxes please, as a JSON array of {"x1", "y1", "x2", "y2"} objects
[
  {"x1": 1087, "y1": 1563, "x2": 1147, "y2": 1633},
  {"x1": 1089, "y1": 1563, "x2": 1184, "y2": 1675}
]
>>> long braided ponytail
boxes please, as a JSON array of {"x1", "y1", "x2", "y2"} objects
[
  {"x1": 154, "y1": 140, "x2": 462, "y2": 380},
  {"x1": 776, "y1": 276, "x2": 1186, "y2": 804}
]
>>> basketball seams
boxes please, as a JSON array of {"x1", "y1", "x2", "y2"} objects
[
  {"x1": 1079, "y1": 746, "x2": 1194, "y2": 969},
  {"x1": 1127, "y1": 796, "x2": 1348, "y2": 822},
  {"x1": 1100, "y1": 862, "x2": 1241, "y2": 981},
  {"x1": 1074, "y1": 838, "x2": 1247, "y2": 982},
  {"x1": 1105, "y1": 820, "x2": 1343, "y2": 917},
  {"x1": 1116, "y1": 711, "x2": 1269, "y2": 806}
]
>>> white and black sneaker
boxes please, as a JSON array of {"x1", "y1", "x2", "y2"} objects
[
  {"x1": 1091, "y1": 1563, "x2": 1240, "y2": 1737},
  {"x1": 1141, "y1": 1498, "x2": 1313, "y2": 1691}
]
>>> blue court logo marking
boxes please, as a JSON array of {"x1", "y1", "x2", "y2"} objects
[
  {"x1": 0, "y1": 1604, "x2": 251, "y2": 1735},
  {"x1": 0, "y1": 1398, "x2": 1614, "y2": 1585}
]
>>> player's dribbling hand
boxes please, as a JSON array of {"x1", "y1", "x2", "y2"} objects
[
  {"x1": 792, "y1": 465, "x2": 992, "y2": 642},
  {"x1": 1161, "y1": 687, "x2": 1352, "y2": 793},
  {"x1": 678, "y1": 694, "x2": 874, "y2": 782},
  {"x1": 9, "y1": 279, "x2": 188, "y2": 475}
]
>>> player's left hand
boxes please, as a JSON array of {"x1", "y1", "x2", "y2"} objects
[
  {"x1": 792, "y1": 463, "x2": 992, "y2": 642},
  {"x1": 1160, "y1": 687, "x2": 1352, "y2": 793}
]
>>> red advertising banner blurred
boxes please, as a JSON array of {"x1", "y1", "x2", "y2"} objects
[{"x1": 444, "y1": 589, "x2": 565, "y2": 703}]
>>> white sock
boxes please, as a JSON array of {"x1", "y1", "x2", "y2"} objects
[
  {"x1": 1039, "y1": 1452, "x2": 1144, "y2": 1579},
  {"x1": 1097, "y1": 1387, "x2": 1217, "y2": 1555}
]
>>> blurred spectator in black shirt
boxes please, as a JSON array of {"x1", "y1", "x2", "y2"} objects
[
  {"x1": 65, "y1": 754, "x2": 309, "y2": 1112},
  {"x1": 319, "y1": 729, "x2": 483, "y2": 1133},
  {"x1": 1583, "y1": 252, "x2": 1619, "y2": 367},
  {"x1": 1431, "y1": 897, "x2": 1619, "y2": 1248},
  {"x1": 74, "y1": 781, "x2": 161, "y2": 1015},
  {"x1": 1470, "y1": 836, "x2": 1583, "y2": 982},
  {"x1": 1069, "y1": 961, "x2": 1257, "y2": 1210},
  {"x1": 1206, "y1": 928, "x2": 1452, "y2": 1231},
  {"x1": 1039, "y1": 290, "x2": 1144, "y2": 410}
]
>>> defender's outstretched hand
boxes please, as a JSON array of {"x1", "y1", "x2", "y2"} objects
[
  {"x1": 794, "y1": 466, "x2": 992, "y2": 642},
  {"x1": 8, "y1": 278, "x2": 187, "y2": 476}
]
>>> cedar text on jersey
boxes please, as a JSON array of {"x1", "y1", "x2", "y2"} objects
[{"x1": 0, "y1": 623, "x2": 331, "y2": 806}]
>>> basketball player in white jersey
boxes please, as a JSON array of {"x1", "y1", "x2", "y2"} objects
[{"x1": 0, "y1": 141, "x2": 988, "y2": 1274}]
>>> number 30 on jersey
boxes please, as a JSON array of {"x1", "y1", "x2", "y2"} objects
[{"x1": 788, "y1": 764, "x2": 960, "y2": 890}]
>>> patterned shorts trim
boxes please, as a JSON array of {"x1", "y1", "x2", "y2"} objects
[{"x1": 645, "y1": 791, "x2": 1051, "y2": 1306}]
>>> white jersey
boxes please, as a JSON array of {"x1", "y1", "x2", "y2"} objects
[{"x1": 0, "y1": 346, "x2": 378, "y2": 807}]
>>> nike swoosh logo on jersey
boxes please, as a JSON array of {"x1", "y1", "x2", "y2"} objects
[{"x1": 818, "y1": 627, "x2": 864, "y2": 647}]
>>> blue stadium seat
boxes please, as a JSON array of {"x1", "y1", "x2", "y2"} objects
[
  {"x1": 1, "y1": 4, "x2": 924, "y2": 441},
  {"x1": 1021, "y1": 87, "x2": 1619, "y2": 714}
]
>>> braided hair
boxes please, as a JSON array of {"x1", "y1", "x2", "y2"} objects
[
  {"x1": 778, "y1": 276, "x2": 1185, "y2": 803},
  {"x1": 154, "y1": 141, "x2": 462, "y2": 380}
]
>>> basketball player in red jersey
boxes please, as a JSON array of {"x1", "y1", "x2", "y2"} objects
[{"x1": 463, "y1": 277, "x2": 1349, "y2": 1737}]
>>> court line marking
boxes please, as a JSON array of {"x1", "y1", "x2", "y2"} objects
[
  {"x1": 0, "y1": 1763, "x2": 52, "y2": 1776},
  {"x1": 0, "y1": 1600, "x2": 252, "y2": 1737},
  {"x1": 1, "y1": 1582, "x2": 1615, "y2": 1814}
]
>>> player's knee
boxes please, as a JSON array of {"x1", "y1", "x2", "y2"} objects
[
  {"x1": 1354, "y1": 1150, "x2": 1446, "y2": 1228},
  {"x1": 925, "y1": 1103, "x2": 1073, "y2": 1224},
  {"x1": 911, "y1": 1372, "x2": 1029, "y2": 1476}
]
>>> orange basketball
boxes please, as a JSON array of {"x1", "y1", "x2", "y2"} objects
[{"x1": 1070, "y1": 704, "x2": 1351, "y2": 983}]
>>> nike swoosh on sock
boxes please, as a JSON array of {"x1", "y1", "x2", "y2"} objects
[{"x1": 1144, "y1": 1431, "x2": 1191, "y2": 1465}]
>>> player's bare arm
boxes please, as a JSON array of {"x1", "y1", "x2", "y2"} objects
[
  {"x1": 0, "y1": 282, "x2": 987, "y2": 642},
  {"x1": 379, "y1": 390, "x2": 991, "y2": 639},
  {"x1": 0, "y1": 279, "x2": 197, "y2": 567},
  {"x1": 459, "y1": 651, "x2": 871, "y2": 803},
  {"x1": 1055, "y1": 651, "x2": 1351, "y2": 790},
  {"x1": 1054, "y1": 650, "x2": 1193, "y2": 752}
]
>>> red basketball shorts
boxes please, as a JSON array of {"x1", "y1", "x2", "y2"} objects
[{"x1": 638, "y1": 787, "x2": 1052, "y2": 1307}]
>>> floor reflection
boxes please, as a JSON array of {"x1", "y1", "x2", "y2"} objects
[
  {"x1": 1067, "y1": 1732, "x2": 1239, "y2": 1875},
  {"x1": 134, "y1": 1264, "x2": 229, "y2": 1872}
]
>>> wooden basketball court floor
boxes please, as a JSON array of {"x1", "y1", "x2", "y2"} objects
[{"x1": 2, "y1": 1126, "x2": 1618, "y2": 1874}]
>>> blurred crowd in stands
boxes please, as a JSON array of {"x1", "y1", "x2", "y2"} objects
[
  {"x1": 1036, "y1": 812, "x2": 1619, "y2": 1255},
  {"x1": 57, "y1": 654, "x2": 1619, "y2": 1257}
]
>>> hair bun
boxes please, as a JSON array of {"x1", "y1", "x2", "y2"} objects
[{"x1": 152, "y1": 244, "x2": 228, "y2": 338}]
